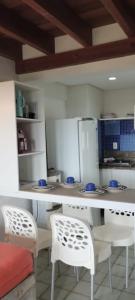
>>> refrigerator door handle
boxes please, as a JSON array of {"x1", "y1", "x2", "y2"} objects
[
  {"x1": 81, "y1": 132, "x2": 85, "y2": 150},
  {"x1": 86, "y1": 132, "x2": 89, "y2": 148}
]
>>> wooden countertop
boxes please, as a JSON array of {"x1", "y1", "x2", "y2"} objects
[{"x1": 1, "y1": 183, "x2": 134, "y2": 211}]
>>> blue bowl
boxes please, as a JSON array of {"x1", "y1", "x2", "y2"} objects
[
  {"x1": 109, "y1": 180, "x2": 118, "y2": 188},
  {"x1": 85, "y1": 182, "x2": 96, "y2": 192},
  {"x1": 38, "y1": 179, "x2": 47, "y2": 187},
  {"x1": 66, "y1": 176, "x2": 75, "y2": 184}
]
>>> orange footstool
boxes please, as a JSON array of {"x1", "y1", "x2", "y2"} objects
[{"x1": 0, "y1": 242, "x2": 33, "y2": 298}]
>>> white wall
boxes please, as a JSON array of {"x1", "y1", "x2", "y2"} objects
[
  {"x1": 0, "y1": 56, "x2": 16, "y2": 81},
  {"x1": 66, "y1": 84, "x2": 103, "y2": 118},
  {"x1": 44, "y1": 83, "x2": 67, "y2": 120},
  {"x1": 103, "y1": 88, "x2": 135, "y2": 117}
]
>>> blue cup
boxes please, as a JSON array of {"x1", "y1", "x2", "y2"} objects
[
  {"x1": 85, "y1": 182, "x2": 96, "y2": 192},
  {"x1": 109, "y1": 180, "x2": 118, "y2": 188},
  {"x1": 66, "y1": 176, "x2": 75, "y2": 184},
  {"x1": 38, "y1": 179, "x2": 47, "y2": 187}
]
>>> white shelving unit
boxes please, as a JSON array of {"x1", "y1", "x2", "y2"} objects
[
  {"x1": 18, "y1": 151, "x2": 44, "y2": 157},
  {"x1": 0, "y1": 80, "x2": 47, "y2": 193},
  {"x1": 17, "y1": 117, "x2": 42, "y2": 123}
]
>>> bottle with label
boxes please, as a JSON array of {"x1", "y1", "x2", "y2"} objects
[
  {"x1": 18, "y1": 129, "x2": 25, "y2": 153},
  {"x1": 24, "y1": 137, "x2": 28, "y2": 152}
]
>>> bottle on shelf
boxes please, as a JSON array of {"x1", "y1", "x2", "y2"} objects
[
  {"x1": 23, "y1": 102, "x2": 29, "y2": 118},
  {"x1": 18, "y1": 129, "x2": 28, "y2": 154},
  {"x1": 28, "y1": 102, "x2": 37, "y2": 119},
  {"x1": 16, "y1": 89, "x2": 24, "y2": 118}
]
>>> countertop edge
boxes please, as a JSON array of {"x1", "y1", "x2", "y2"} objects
[{"x1": 1, "y1": 187, "x2": 135, "y2": 211}]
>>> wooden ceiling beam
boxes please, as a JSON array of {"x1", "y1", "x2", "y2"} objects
[
  {"x1": 0, "y1": 4, "x2": 54, "y2": 54},
  {"x1": 16, "y1": 37, "x2": 135, "y2": 74},
  {"x1": 100, "y1": 0, "x2": 135, "y2": 37},
  {"x1": 21, "y1": 0, "x2": 92, "y2": 47},
  {"x1": 0, "y1": 37, "x2": 22, "y2": 61}
]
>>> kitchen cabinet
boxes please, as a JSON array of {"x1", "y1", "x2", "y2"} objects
[
  {"x1": 100, "y1": 169, "x2": 135, "y2": 188},
  {"x1": 0, "y1": 80, "x2": 47, "y2": 194}
]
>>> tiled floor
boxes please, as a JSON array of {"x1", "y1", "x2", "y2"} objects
[{"x1": 36, "y1": 246, "x2": 135, "y2": 300}]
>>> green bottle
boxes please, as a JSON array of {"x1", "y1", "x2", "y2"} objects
[{"x1": 16, "y1": 88, "x2": 24, "y2": 118}]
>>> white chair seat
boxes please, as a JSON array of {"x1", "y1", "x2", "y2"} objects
[
  {"x1": 93, "y1": 224, "x2": 134, "y2": 247},
  {"x1": 95, "y1": 240, "x2": 111, "y2": 264},
  {"x1": 38, "y1": 228, "x2": 52, "y2": 251}
]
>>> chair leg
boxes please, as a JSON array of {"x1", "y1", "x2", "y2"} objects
[
  {"x1": 51, "y1": 263, "x2": 55, "y2": 300},
  {"x1": 76, "y1": 267, "x2": 79, "y2": 282},
  {"x1": 108, "y1": 257, "x2": 112, "y2": 290},
  {"x1": 126, "y1": 246, "x2": 129, "y2": 289},
  {"x1": 57, "y1": 261, "x2": 61, "y2": 275},
  {"x1": 90, "y1": 273, "x2": 94, "y2": 300},
  {"x1": 48, "y1": 247, "x2": 51, "y2": 266}
]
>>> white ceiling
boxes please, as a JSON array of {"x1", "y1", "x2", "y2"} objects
[
  {"x1": 20, "y1": 54, "x2": 135, "y2": 91},
  {"x1": 56, "y1": 69, "x2": 135, "y2": 90}
]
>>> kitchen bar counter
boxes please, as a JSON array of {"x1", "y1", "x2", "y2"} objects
[{"x1": 1, "y1": 184, "x2": 135, "y2": 212}]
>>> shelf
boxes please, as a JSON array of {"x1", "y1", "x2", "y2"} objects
[
  {"x1": 99, "y1": 117, "x2": 134, "y2": 121},
  {"x1": 16, "y1": 117, "x2": 42, "y2": 123},
  {"x1": 18, "y1": 151, "x2": 44, "y2": 157}
]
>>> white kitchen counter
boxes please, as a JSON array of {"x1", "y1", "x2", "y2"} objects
[{"x1": 1, "y1": 184, "x2": 135, "y2": 211}]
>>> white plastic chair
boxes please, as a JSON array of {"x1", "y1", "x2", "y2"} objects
[
  {"x1": 62, "y1": 204, "x2": 94, "y2": 226},
  {"x1": 1, "y1": 205, "x2": 52, "y2": 258},
  {"x1": 50, "y1": 214, "x2": 112, "y2": 300},
  {"x1": 93, "y1": 209, "x2": 135, "y2": 288}
]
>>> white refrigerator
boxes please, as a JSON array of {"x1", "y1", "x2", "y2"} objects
[
  {"x1": 46, "y1": 118, "x2": 99, "y2": 184},
  {"x1": 46, "y1": 117, "x2": 101, "y2": 225}
]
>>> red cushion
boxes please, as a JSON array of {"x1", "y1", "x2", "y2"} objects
[{"x1": 0, "y1": 242, "x2": 33, "y2": 297}]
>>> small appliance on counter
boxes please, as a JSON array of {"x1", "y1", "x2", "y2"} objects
[{"x1": 47, "y1": 168, "x2": 62, "y2": 183}]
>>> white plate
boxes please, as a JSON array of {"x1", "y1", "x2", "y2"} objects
[
  {"x1": 103, "y1": 185, "x2": 127, "y2": 193},
  {"x1": 79, "y1": 189, "x2": 105, "y2": 197},
  {"x1": 60, "y1": 182, "x2": 80, "y2": 189},
  {"x1": 32, "y1": 185, "x2": 55, "y2": 192}
]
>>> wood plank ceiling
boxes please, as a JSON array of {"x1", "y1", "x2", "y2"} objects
[{"x1": 0, "y1": 0, "x2": 134, "y2": 73}]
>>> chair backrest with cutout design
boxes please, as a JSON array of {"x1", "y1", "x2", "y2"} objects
[
  {"x1": 50, "y1": 213, "x2": 95, "y2": 273},
  {"x1": 1, "y1": 205, "x2": 38, "y2": 255}
]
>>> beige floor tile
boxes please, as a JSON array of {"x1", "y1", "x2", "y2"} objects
[
  {"x1": 72, "y1": 280, "x2": 98, "y2": 297},
  {"x1": 36, "y1": 281, "x2": 49, "y2": 298},
  {"x1": 102, "y1": 275, "x2": 125, "y2": 290},
  {"x1": 130, "y1": 268, "x2": 135, "y2": 279},
  {"x1": 118, "y1": 292, "x2": 135, "y2": 300},
  {"x1": 126, "y1": 279, "x2": 135, "y2": 294},
  {"x1": 65, "y1": 292, "x2": 89, "y2": 300},
  {"x1": 82, "y1": 270, "x2": 106, "y2": 285},
  {"x1": 95, "y1": 286, "x2": 121, "y2": 300},
  {"x1": 40, "y1": 287, "x2": 69, "y2": 300},
  {"x1": 38, "y1": 269, "x2": 56, "y2": 284},
  {"x1": 55, "y1": 275, "x2": 77, "y2": 291},
  {"x1": 112, "y1": 264, "x2": 126, "y2": 277},
  {"x1": 115, "y1": 255, "x2": 134, "y2": 267}
]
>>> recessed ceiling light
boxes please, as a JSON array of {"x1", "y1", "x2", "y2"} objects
[{"x1": 108, "y1": 76, "x2": 117, "y2": 81}]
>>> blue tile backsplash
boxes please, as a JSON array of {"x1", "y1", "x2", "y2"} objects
[
  {"x1": 104, "y1": 120, "x2": 120, "y2": 135},
  {"x1": 99, "y1": 119, "x2": 135, "y2": 158}
]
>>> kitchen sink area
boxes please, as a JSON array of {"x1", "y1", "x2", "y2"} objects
[{"x1": 100, "y1": 159, "x2": 135, "y2": 168}]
